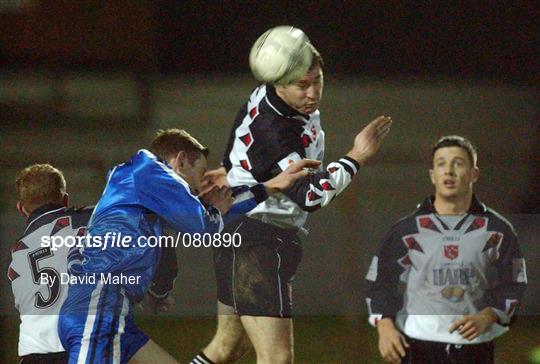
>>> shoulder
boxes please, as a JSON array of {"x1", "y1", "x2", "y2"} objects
[
  {"x1": 133, "y1": 149, "x2": 158, "y2": 164},
  {"x1": 483, "y1": 205, "x2": 517, "y2": 236},
  {"x1": 67, "y1": 205, "x2": 95, "y2": 214},
  {"x1": 388, "y1": 209, "x2": 422, "y2": 237},
  {"x1": 66, "y1": 205, "x2": 95, "y2": 222}
]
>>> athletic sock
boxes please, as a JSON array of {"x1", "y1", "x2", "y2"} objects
[{"x1": 190, "y1": 352, "x2": 216, "y2": 364}]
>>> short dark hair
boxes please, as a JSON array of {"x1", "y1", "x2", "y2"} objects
[
  {"x1": 432, "y1": 135, "x2": 477, "y2": 167},
  {"x1": 308, "y1": 43, "x2": 324, "y2": 70},
  {"x1": 150, "y1": 128, "x2": 209, "y2": 164}
]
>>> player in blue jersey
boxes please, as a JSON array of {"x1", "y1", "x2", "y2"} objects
[{"x1": 58, "y1": 128, "x2": 320, "y2": 364}]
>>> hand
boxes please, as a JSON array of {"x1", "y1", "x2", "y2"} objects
[
  {"x1": 202, "y1": 167, "x2": 228, "y2": 190},
  {"x1": 198, "y1": 185, "x2": 233, "y2": 215},
  {"x1": 448, "y1": 308, "x2": 498, "y2": 341},
  {"x1": 264, "y1": 159, "x2": 322, "y2": 194},
  {"x1": 346, "y1": 115, "x2": 392, "y2": 165},
  {"x1": 145, "y1": 293, "x2": 175, "y2": 314},
  {"x1": 377, "y1": 318, "x2": 409, "y2": 364}
]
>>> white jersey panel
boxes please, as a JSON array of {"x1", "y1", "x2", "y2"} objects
[{"x1": 9, "y1": 216, "x2": 84, "y2": 355}]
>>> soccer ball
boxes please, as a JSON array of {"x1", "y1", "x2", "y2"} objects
[{"x1": 249, "y1": 26, "x2": 313, "y2": 85}]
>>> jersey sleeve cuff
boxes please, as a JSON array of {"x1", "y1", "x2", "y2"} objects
[
  {"x1": 337, "y1": 156, "x2": 360, "y2": 176},
  {"x1": 250, "y1": 183, "x2": 269, "y2": 203},
  {"x1": 222, "y1": 159, "x2": 232, "y2": 171},
  {"x1": 148, "y1": 287, "x2": 170, "y2": 300},
  {"x1": 491, "y1": 307, "x2": 511, "y2": 326}
]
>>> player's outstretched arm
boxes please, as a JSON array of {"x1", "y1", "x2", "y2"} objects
[
  {"x1": 263, "y1": 159, "x2": 321, "y2": 194},
  {"x1": 346, "y1": 115, "x2": 392, "y2": 165},
  {"x1": 202, "y1": 159, "x2": 322, "y2": 195},
  {"x1": 284, "y1": 116, "x2": 392, "y2": 212}
]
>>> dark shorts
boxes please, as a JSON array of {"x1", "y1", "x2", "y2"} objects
[
  {"x1": 19, "y1": 352, "x2": 68, "y2": 364},
  {"x1": 213, "y1": 216, "x2": 303, "y2": 318},
  {"x1": 402, "y1": 337, "x2": 494, "y2": 364}
]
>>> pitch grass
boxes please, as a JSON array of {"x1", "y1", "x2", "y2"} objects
[{"x1": 1, "y1": 316, "x2": 539, "y2": 363}]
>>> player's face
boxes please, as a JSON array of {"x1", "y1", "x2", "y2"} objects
[
  {"x1": 181, "y1": 154, "x2": 208, "y2": 195},
  {"x1": 275, "y1": 64, "x2": 323, "y2": 115},
  {"x1": 430, "y1": 146, "x2": 479, "y2": 200}
]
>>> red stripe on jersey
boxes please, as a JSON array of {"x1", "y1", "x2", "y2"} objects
[
  {"x1": 240, "y1": 159, "x2": 251, "y2": 171},
  {"x1": 239, "y1": 133, "x2": 252, "y2": 146},
  {"x1": 321, "y1": 182, "x2": 334, "y2": 191},
  {"x1": 404, "y1": 236, "x2": 424, "y2": 253},
  {"x1": 51, "y1": 216, "x2": 71, "y2": 235},
  {"x1": 7, "y1": 266, "x2": 20, "y2": 282},
  {"x1": 11, "y1": 240, "x2": 29, "y2": 253},
  {"x1": 419, "y1": 217, "x2": 441, "y2": 233},
  {"x1": 249, "y1": 107, "x2": 258, "y2": 119},
  {"x1": 482, "y1": 232, "x2": 502, "y2": 252},
  {"x1": 301, "y1": 134, "x2": 312, "y2": 148}
]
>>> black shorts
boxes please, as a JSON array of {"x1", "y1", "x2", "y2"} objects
[
  {"x1": 213, "y1": 216, "x2": 303, "y2": 318},
  {"x1": 402, "y1": 337, "x2": 494, "y2": 364},
  {"x1": 19, "y1": 351, "x2": 68, "y2": 364}
]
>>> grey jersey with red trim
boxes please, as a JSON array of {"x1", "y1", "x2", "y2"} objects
[
  {"x1": 222, "y1": 84, "x2": 359, "y2": 229},
  {"x1": 365, "y1": 195, "x2": 527, "y2": 344}
]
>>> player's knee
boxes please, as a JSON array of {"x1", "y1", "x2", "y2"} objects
[
  {"x1": 256, "y1": 347, "x2": 293, "y2": 364},
  {"x1": 205, "y1": 335, "x2": 251, "y2": 362}
]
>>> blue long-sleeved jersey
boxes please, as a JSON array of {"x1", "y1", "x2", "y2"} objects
[{"x1": 70, "y1": 149, "x2": 267, "y2": 301}]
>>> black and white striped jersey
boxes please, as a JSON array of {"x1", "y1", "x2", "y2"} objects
[
  {"x1": 365, "y1": 195, "x2": 527, "y2": 344},
  {"x1": 7, "y1": 204, "x2": 93, "y2": 356},
  {"x1": 222, "y1": 84, "x2": 359, "y2": 228}
]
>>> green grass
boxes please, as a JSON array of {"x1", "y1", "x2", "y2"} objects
[{"x1": 2, "y1": 315, "x2": 538, "y2": 363}]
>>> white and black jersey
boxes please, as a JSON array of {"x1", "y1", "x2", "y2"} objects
[
  {"x1": 365, "y1": 195, "x2": 527, "y2": 344},
  {"x1": 7, "y1": 204, "x2": 93, "y2": 356},
  {"x1": 222, "y1": 84, "x2": 359, "y2": 228}
]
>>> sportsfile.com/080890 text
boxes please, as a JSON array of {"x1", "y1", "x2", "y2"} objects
[{"x1": 40, "y1": 232, "x2": 242, "y2": 250}]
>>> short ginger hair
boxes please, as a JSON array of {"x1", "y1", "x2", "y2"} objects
[{"x1": 16, "y1": 164, "x2": 66, "y2": 213}]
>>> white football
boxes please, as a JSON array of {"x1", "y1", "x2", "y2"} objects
[{"x1": 249, "y1": 26, "x2": 313, "y2": 85}]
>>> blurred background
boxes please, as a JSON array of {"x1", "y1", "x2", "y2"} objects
[{"x1": 0, "y1": 1, "x2": 538, "y2": 363}]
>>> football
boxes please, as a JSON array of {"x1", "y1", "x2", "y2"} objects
[{"x1": 249, "y1": 25, "x2": 313, "y2": 85}]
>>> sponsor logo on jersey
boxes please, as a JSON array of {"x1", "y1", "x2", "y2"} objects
[
  {"x1": 432, "y1": 266, "x2": 478, "y2": 286},
  {"x1": 443, "y1": 235, "x2": 460, "y2": 242}
]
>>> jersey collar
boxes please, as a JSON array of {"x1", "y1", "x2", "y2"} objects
[
  {"x1": 26, "y1": 203, "x2": 66, "y2": 227},
  {"x1": 266, "y1": 84, "x2": 310, "y2": 120},
  {"x1": 419, "y1": 194, "x2": 487, "y2": 214}
]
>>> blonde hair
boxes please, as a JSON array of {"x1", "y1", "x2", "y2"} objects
[{"x1": 16, "y1": 164, "x2": 66, "y2": 213}]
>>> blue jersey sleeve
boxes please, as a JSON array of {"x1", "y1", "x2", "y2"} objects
[
  {"x1": 223, "y1": 184, "x2": 268, "y2": 225},
  {"x1": 133, "y1": 150, "x2": 222, "y2": 234}
]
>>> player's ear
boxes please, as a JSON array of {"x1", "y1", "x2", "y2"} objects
[
  {"x1": 274, "y1": 83, "x2": 287, "y2": 95},
  {"x1": 471, "y1": 167, "x2": 480, "y2": 183},
  {"x1": 62, "y1": 193, "x2": 69, "y2": 208},
  {"x1": 16, "y1": 201, "x2": 28, "y2": 217},
  {"x1": 175, "y1": 151, "x2": 188, "y2": 170},
  {"x1": 429, "y1": 168, "x2": 435, "y2": 185}
]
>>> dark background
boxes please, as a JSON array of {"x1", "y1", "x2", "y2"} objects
[
  {"x1": 0, "y1": 1, "x2": 539, "y2": 363},
  {"x1": 0, "y1": 2, "x2": 538, "y2": 83}
]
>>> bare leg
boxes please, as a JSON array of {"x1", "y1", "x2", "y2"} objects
[
  {"x1": 240, "y1": 315, "x2": 293, "y2": 364},
  {"x1": 201, "y1": 301, "x2": 252, "y2": 363},
  {"x1": 129, "y1": 338, "x2": 178, "y2": 364}
]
